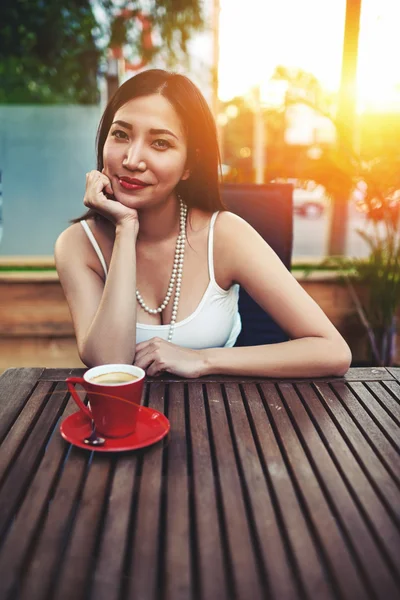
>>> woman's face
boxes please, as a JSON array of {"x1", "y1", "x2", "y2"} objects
[{"x1": 103, "y1": 93, "x2": 189, "y2": 209}]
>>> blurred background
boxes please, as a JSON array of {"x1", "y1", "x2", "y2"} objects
[{"x1": 1, "y1": 0, "x2": 399, "y2": 370}]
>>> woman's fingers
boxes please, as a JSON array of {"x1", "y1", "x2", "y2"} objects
[
  {"x1": 83, "y1": 169, "x2": 138, "y2": 226},
  {"x1": 134, "y1": 351, "x2": 164, "y2": 376},
  {"x1": 145, "y1": 361, "x2": 163, "y2": 376},
  {"x1": 135, "y1": 340, "x2": 155, "y2": 353},
  {"x1": 104, "y1": 183, "x2": 114, "y2": 197},
  {"x1": 135, "y1": 338, "x2": 204, "y2": 378},
  {"x1": 134, "y1": 347, "x2": 156, "y2": 370},
  {"x1": 86, "y1": 171, "x2": 111, "y2": 197},
  {"x1": 83, "y1": 171, "x2": 120, "y2": 217},
  {"x1": 84, "y1": 171, "x2": 107, "y2": 207},
  {"x1": 100, "y1": 168, "x2": 114, "y2": 195},
  {"x1": 134, "y1": 339, "x2": 167, "y2": 373},
  {"x1": 134, "y1": 355, "x2": 152, "y2": 370}
]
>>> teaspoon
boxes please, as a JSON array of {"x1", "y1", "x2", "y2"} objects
[{"x1": 84, "y1": 420, "x2": 105, "y2": 446}]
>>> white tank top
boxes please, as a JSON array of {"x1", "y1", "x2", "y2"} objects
[{"x1": 80, "y1": 212, "x2": 241, "y2": 349}]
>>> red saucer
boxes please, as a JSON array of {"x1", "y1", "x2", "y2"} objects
[{"x1": 60, "y1": 406, "x2": 170, "y2": 452}]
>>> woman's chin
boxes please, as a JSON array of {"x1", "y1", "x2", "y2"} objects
[
  {"x1": 113, "y1": 188, "x2": 176, "y2": 211},
  {"x1": 113, "y1": 193, "x2": 145, "y2": 208}
]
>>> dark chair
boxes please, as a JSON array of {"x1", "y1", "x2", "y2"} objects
[{"x1": 220, "y1": 183, "x2": 293, "y2": 346}]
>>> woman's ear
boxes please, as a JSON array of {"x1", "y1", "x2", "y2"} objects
[
  {"x1": 181, "y1": 167, "x2": 190, "y2": 181},
  {"x1": 181, "y1": 148, "x2": 199, "y2": 181}
]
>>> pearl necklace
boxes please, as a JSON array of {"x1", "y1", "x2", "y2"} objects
[{"x1": 136, "y1": 197, "x2": 187, "y2": 342}]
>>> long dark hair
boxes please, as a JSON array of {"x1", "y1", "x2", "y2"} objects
[{"x1": 72, "y1": 69, "x2": 224, "y2": 223}]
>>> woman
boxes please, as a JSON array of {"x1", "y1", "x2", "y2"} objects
[{"x1": 55, "y1": 69, "x2": 351, "y2": 378}]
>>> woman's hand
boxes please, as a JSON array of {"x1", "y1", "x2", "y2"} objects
[
  {"x1": 134, "y1": 337, "x2": 207, "y2": 378},
  {"x1": 84, "y1": 170, "x2": 139, "y2": 227}
]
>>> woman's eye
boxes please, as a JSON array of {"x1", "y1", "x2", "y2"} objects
[
  {"x1": 153, "y1": 139, "x2": 171, "y2": 150},
  {"x1": 111, "y1": 129, "x2": 128, "y2": 140}
]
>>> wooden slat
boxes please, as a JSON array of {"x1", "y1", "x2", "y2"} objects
[
  {"x1": 205, "y1": 383, "x2": 264, "y2": 600},
  {"x1": 146, "y1": 367, "x2": 394, "y2": 384},
  {"x1": 367, "y1": 381, "x2": 400, "y2": 424},
  {"x1": 343, "y1": 367, "x2": 394, "y2": 381},
  {"x1": 88, "y1": 456, "x2": 139, "y2": 600},
  {"x1": 39, "y1": 367, "x2": 84, "y2": 381},
  {"x1": 17, "y1": 448, "x2": 90, "y2": 600},
  {"x1": 0, "y1": 380, "x2": 53, "y2": 485},
  {"x1": 187, "y1": 382, "x2": 228, "y2": 600},
  {"x1": 294, "y1": 383, "x2": 400, "y2": 599},
  {"x1": 225, "y1": 382, "x2": 300, "y2": 600},
  {"x1": 162, "y1": 382, "x2": 192, "y2": 600},
  {"x1": 344, "y1": 383, "x2": 400, "y2": 487},
  {"x1": 331, "y1": 382, "x2": 400, "y2": 517},
  {"x1": 0, "y1": 397, "x2": 77, "y2": 599},
  {"x1": 52, "y1": 455, "x2": 113, "y2": 600},
  {"x1": 245, "y1": 383, "x2": 336, "y2": 600},
  {"x1": 387, "y1": 368, "x2": 400, "y2": 382},
  {"x1": 0, "y1": 381, "x2": 69, "y2": 539},
  {"x1": 121, "y1": 382, "x2": 166, "y2": 600},
  {"x1": 346, "y1": 382, "x2": 400, "y2": 453},
  {"x1": 0, "y1": 367, "x2": 44, "y2": 442},
  {"x1": 313, "y1": 382, "x2": 400, "y2": 570},
  {"x1": 268, "y1": 382, "x2": 368, "y2": 600}
]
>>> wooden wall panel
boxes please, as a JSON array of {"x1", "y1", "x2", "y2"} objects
[
  {"x1": 1, "y1": 280, "x2": 74, "y2": 336},
  {"x1": 0, "y1": 337, "x2": 84, "y2": 373},
  {"x1": 1, "y1": 274, "x2": 398, "y2": 371}
]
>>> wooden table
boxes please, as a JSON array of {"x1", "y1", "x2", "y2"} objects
[{"x1": 0, "y1": 367, "x2": 399, "y2": 600}]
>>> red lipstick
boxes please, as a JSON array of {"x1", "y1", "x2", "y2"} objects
[{"x1": 118, "y1": 177, "x2": 150, "y2": 191}]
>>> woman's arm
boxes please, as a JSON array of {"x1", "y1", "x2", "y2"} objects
[
  {"x1": 55, "y1": 170, "x2": 141, "y2": 367},
  {"x1": 202, "y1": 337, "x2": 351, "y2": 378},
  {"x1": 134, "y1": 212, "x2": 351, "y2": 378},
  {"x1": 202, "y1": 212, "x2": 352, "y2": 377},
  {"x1": 55, "y1": 219, "x2": 139, "y2": 367}
]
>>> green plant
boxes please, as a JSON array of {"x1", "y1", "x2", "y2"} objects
[
  {"x1": 324, "y1": 190, "x2": 400, "y2": 366},
  {"x1": 268, "y1": 72, "x2": 400, "y2": 366},
  {"x1": 0, "y1": 0, "x2": 204, "y2": 104}
]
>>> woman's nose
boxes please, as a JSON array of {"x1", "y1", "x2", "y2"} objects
[{"x1": 122, "y1": 143, "x2": 146, "y2": 171}]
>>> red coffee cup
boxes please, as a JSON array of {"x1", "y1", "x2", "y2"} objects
[{"x1": 66, "y1": 364, "x2": 145, "y2": 438}]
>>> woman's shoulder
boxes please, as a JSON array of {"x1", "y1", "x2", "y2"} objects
[
  {"x1": 66, "y1": 215, "x2": 113, "y2": 240},
  {"x1": 184, "y1": 209, "x2": 253, "y2": 258},
  {"x1": 214, "y1": 210, "x2": 255, "y2": 244},
  {"x1": 55, "y1": 217, "x2": 114, "y2": 274},
  {"x1": 210, "y1": 211, "x2": 258, "y2": 288},
  {"x1": 188, "y1": 207, "x2": 247, "y2": 231},
  {"x1": 55, "y1": 220, "x2": 86, "y2": 253}
]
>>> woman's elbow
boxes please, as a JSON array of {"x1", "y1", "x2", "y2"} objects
[
  {"x1": 79, "y1": 342, "x2": 135, "y2": 368},
  {"x1": 78, "y1": 347, "x2": 95, "y2": 369},
  {"x1": 78, "y1": 339, "x2": 101, "y2": 368},
  {"x1": 331, "y1": 341, "x2": 352, "y2": 376}
]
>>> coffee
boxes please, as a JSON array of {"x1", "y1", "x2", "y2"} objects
[{"x1": 90, "y1": 372, "x2": 139, "y2": 385}]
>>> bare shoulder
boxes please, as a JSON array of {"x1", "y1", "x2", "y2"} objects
[
  {"x1": 215, "y1": 210, "x2": 252, "y2": 235},
  {"x1": 55, "y1": 217, "x2": 114, "y2": 278},
  {"x1": 188, "y1": 208, "x2": 253, "y2": 241},
  {"x1": 213, "y1": 210, "x2": 276, "y2": 287},
  {"x1": 55, "y1": 222, "x2": 87, "y2": 262},
  {"x1": 211, "y1": 211, "x2": 254, "y2": 287},
  {"x1": 214, "y1": 210, "x2": 264, "y2": 254}
]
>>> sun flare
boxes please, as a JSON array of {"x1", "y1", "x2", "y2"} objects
[{"x1": 218, "y1": 0, "x2": 400, "y2": 113}]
